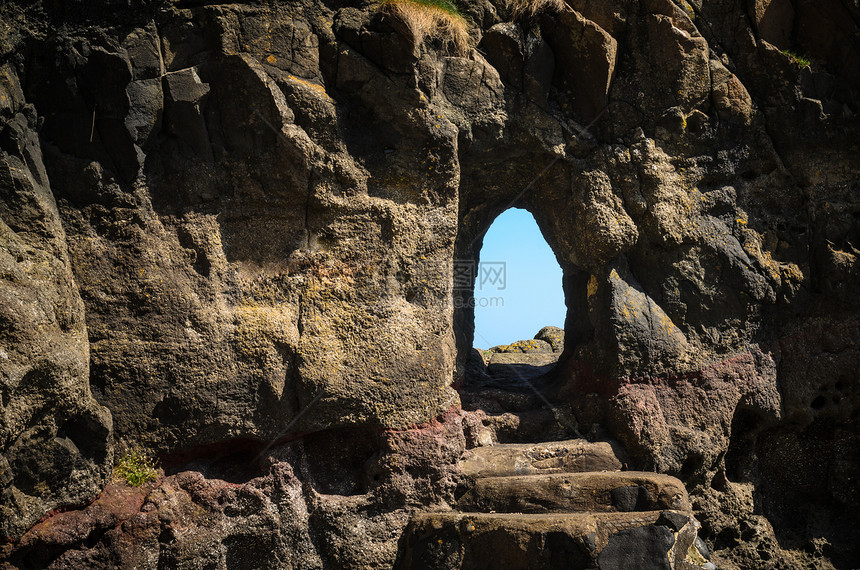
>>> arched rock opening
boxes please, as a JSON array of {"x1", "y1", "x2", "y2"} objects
[
  {"x1": 469, "y1": 208, "x2": 565, "y2": 350},
  {"x1": 452, "y1": 180, "x2": 599, "y2": 405}
]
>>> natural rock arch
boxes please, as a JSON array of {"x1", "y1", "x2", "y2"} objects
[
  {"x1": 466, "y1": 208, "x2": 565, "y2": 350},
  {"x1": 452, "y1": 195, "x2": 595, "y2": 388},
  {"x1": 0, "y1": 0, "x2": 858, "y2": 566}
]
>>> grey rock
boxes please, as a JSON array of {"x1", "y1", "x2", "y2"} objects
[
  {"x1": 597, "y1": 524, "x2": 674, "y2": 570},
  {"x1": 122, "y1": 24, "x2": 164, "y2": 80},
  {"x1": 457, "y1": 471, "x2": 690, "y2": 514},
  {"x1": 399, "y1": 510, "x2": 696, "y2": 570},
  {"x1": 541, "y1": 8, "x2": 618, "y2": 123}
]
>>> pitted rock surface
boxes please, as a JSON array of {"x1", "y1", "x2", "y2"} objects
[{"x1": 0, "y1": 0, "x2": 858, "y2": 567}]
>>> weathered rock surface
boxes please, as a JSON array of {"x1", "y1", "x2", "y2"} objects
[
  {"x1": 0, "y1": 0, "x2": 857, "y2": 567},
  {"x1": 401, "y1": 423, "x2": 703, "y2": 569},
  {"x1": 534, "y1": 326, "x2": 564, "y2": 352},
  {"x1": 457, "y1": 471, "x2": 690, "y2": 514},
  {"x1": 398, "y1": 510, "x2": 701, "y2": 570},
  {"x1": 0, "y1": 63, "x2": 112, "y2": 539},
  {"x1": 458, "y1": 439, "x2": 621, "y2": 478},
  {"x1": 2, "y1": 410, "x2": 470, "y2": 569}
]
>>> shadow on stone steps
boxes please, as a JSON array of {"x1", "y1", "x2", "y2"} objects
[{"x1": 396, "y1": 510, "x2": 703, "y2": 570}]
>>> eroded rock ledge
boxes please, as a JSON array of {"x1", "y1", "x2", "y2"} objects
[{"x1": 0, "y1": 0, "x2": 858, "y2": 567}]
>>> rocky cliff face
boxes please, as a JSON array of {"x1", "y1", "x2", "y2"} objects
[{"x1": 0, "y1": 0, "x2": 858, "y2": 567}]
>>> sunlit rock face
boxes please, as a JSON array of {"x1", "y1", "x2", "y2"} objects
[
  {"x1": 0, "y1": 65, "x2": 113, "y2": 539},
  {"x1": 0, "y1": 0, "x2": 858, "y2": 567}
]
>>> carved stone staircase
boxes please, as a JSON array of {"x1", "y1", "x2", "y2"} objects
[
  {"x1": 398, "y1": 440, "x2": 710, "y2": 569},
  {"x1": 397, "y1": 340, "x2": 714, "y2": 569}
]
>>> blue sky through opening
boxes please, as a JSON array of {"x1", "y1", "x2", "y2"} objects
[{"x1": 472, "y1": 208, "x2": 566, "y2": 349}]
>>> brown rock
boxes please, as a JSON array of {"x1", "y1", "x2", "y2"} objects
[
  {"x1": 0, "y1": 0, "x2": 858, "y2": 566},
  {"x1": 458, "y1": 439, "x2": 622, "y2": 478},
  {"x1": 750, "y1": 0, "x2": 794, "y2": 50},
  {"x1": 711, "y1": 59, "x2": 754, "y2": 125},
  {"x1": 0, "y1": 63, "x2": 112, "y2": 540},
  {"x1": 398, "y1": 510, "x2": 700, "y2": 569},
  {"x1": 542, "y1": 8, "x2": 618, "y2": 123},
  {"x1": 457, "y1": 471, "x2": 690, "y2": 514}
]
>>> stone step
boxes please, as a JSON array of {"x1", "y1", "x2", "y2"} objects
[
  {"x1": 457, "y1": 471, "x2": 690, "y2": 514},
  {"x1": 485, "y1": 352, "x2": 559, "y2": 384},
  {"x1": 459, "y1": 386, "x2": 545, "y2": 413},
  {"x1": 478, "y1": 408, "x2": 581, "y2": 444},
  {"x1": 458, "y1": 439, "x2": 622, "y2": 478},
  {"x1": 397, "y1": 510, "x2": 702, "y2": 570}
]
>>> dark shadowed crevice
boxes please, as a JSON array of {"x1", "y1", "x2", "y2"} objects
[
  {"x1": 157, "y1": 426, "x2": 382, "y2": 491},
  {"x1": 159, "y1": 438, "x2": 270, "y2": 483},
  {"x1": 724, "y1": 404, "x2": 767, "y2": 484},
  {"x1": 756, "y1": 417, "x2": 860, "y2": 567}
]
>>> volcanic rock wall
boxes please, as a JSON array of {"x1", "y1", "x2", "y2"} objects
[{"x1": 0, "y1": 0, "x2": 858, "y2": 567}]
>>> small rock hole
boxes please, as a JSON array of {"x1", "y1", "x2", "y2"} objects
[
  {"x1": 714, "y1": 527, "x2": 740, "y2": 549},
  {"x1": 810, "y1": 395, "x2": 827, "y2": 410}
]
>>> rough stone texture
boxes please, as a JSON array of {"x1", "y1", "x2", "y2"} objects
[
  {"x1": 534, "y1": 325, "x2": 564, "y2": 352},
  {"x1": 458, "y1": 439, "x2": 622, "y2": 478},
  {"x1": 489, "y1": 339, "x2": 553, "y2": 353},
  {"x1": 457, "y1": 471, "x2": 690, "y2": 514},
  {"x1": 750, "y1": 0, "x2": 794, "y2": 50},
  {"x1": 397, "y1": 510, "x2": 701, "y2": 570},
  {"x1": 13, "y1": 1, "x2": 462, "y2": 458},
  {"x1": 541, "y1": 7, "x2": 618, "y2": 124},
  {"x1": 0, "y1": 0, "x2": 857, "y2": 567},
  {"x1": 2, "y1": 410, "x2": 470, "y2": 569},
  {"x1": 400, "y1": 418, "x2": 704, "y2": 569},
  {"x1": 0, "y1": 63, "x2": 113, "y2": 539}
]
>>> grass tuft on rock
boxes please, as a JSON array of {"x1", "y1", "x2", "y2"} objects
[
  {"x1": 507, "y1": 0, "x2": 568, "y2": 19},
  {"x1": 379, "y1": 0, "x2": 471, "y2": 55},
  {"x1": 780, "y1": 49, "x2": 811, "y2": 68},
  {"x1": 114, "y1": 448, "x2": 159, "y2": 487}
]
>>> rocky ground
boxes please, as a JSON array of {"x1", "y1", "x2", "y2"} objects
[{"x1": 1, "y1": 0, "x2": 858, "y2": 567}]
